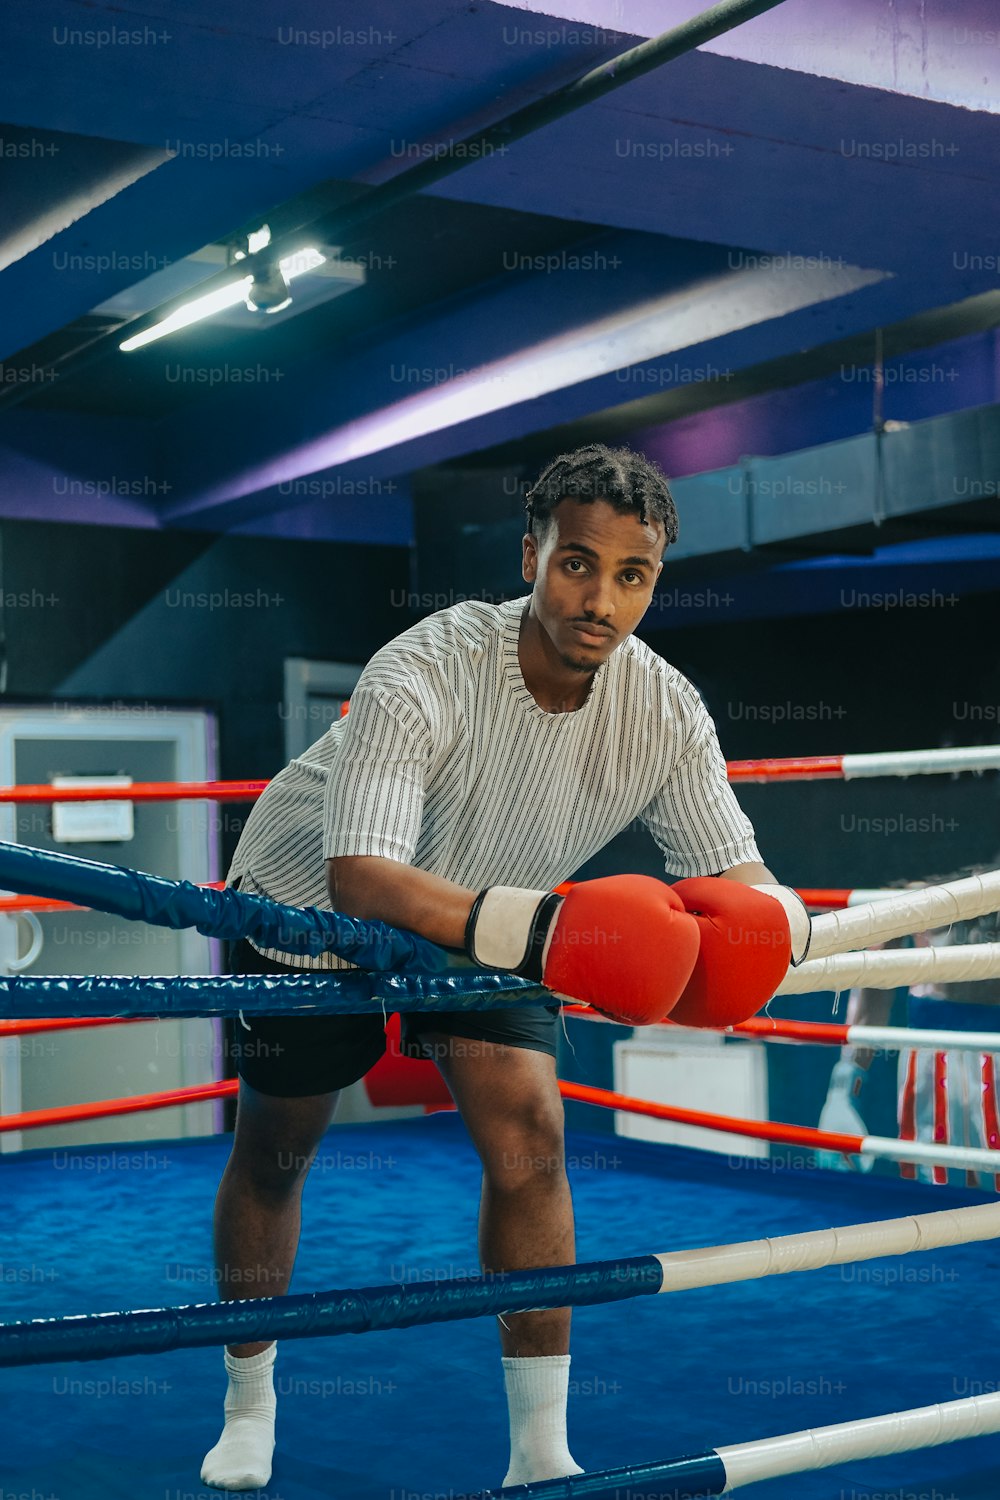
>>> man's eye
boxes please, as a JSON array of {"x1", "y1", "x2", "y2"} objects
[
  {"x1": 622, "y1": 571, "x2": 644, "y2": 585},
  {"x1": 566, "y1": 559, "x2": 586, "y2": 572}
]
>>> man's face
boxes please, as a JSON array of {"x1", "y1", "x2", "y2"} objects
[{"x1": 522, "y1": 497, "x2": 665, "y2": 674}]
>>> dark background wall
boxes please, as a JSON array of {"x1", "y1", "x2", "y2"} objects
[
  {"x1": 3, "y1": 517, "x2": 411, "y2": 867},
  {"x1": 567, "y1": 587, "x2": 1000, "y2": 895},
  {"x1": 649, "y1": 589, "x2": 1000, "y2": 888}
]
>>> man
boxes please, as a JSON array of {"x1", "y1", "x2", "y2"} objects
[{"x1": 201, "y1": 442, "x2": 790, "y2": 1490}]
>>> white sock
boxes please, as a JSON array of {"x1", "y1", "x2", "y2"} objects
[
  {"x1": 502, "y1": 1353, "x2": 584, "y2": 1486},
  {"x1": 200, "y1": 1343, "x2": 277, "y2": 1490}
]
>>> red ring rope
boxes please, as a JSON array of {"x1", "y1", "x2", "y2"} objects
[
  {"x1": 0, "y1": 1078, "x2": 239, "y2": 1132},
  {"x1": 558, "y1": 1080, "x2": 861, "y2": 1153},
  {"x1": 0, "y1": 780, "x2": 268, "y2": 804},
  {"x1": 0, "y1": 1017, "x2": 150, "y2": 1036},
  {"x1": 0, "y1": 1074, "x2": 860, "y2": 1156},
  {"x1": 726, "y1": 755, "x2": 845, "y2": 781},
  {"x1": 0, "y1": 743, "x2": 993, "y2": 804},
  {"x1": 727, "y1": 1016, "x2": 850, "y2": 1045},
  {"x1": 0, "y1": 882, "x2": 226, "y2": 915},
  {"x1": 559, "y1": 1005, "x2": 852, "y2": 1047}
]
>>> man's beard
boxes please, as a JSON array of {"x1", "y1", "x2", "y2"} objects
[{"x1": 559, "y1": 650, "x2": 601, "y2": 676}]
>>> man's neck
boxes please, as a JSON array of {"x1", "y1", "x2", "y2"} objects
[{"x1": 517, "y1": 604, "x2": 594, "y2": 714}]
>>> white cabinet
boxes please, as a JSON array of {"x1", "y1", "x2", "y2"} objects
[
  {"x1": 613, "y1": 1029, "x2": 769, "y2": 1159},
  {"x1": 0, "y1": 705, "x2": 221, "y2": 1151}
]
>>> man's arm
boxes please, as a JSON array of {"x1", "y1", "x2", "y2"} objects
[
  {"x1": 328, "y1": 856, "x2": 783, "y2": 947},
  {"x1": 718, "y1": 860, "x2": 776, "y2": 886},
  {"x1": 327, "y1": 855, "x2": 475, "y2": 949}
]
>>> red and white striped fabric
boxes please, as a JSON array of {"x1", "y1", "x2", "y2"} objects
[
  {"x1": 895, "y1": 929, "x2": 1000, "y2": 1190},
  {"x1": 898, "y1": 1049, "x2": 1000, "y2": 1191}
]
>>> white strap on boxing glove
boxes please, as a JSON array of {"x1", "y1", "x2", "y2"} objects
[
  {"x1": 752, "y1": 883, "x2": 812, "y2": 965},
  {"x1": 465, "y1": 886, "x2": 564, "y2": 979}
]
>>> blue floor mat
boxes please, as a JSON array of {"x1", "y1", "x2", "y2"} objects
[{"x1": 2, "y1": 1112, "x2": 998, "y2": 1498}]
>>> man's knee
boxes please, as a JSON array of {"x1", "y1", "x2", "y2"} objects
[
  {"x1": 231, "y1": 1087, "x2": 336, "y2": 1195},
  {"x1": 485, "y1": 1101, "x2": 567, "y2": 1192},
  {"x1": 231, "y1": 1133, "x2": 317, "y2": 1196}
]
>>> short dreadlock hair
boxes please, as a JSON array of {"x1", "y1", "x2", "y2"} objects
[{"x1": 524, "y1": 443, "x2": 679, "y2": 549}]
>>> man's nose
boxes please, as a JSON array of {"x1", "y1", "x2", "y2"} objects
[{"x1": 580, "y1": 576, "x2": 616, "y2": 623}]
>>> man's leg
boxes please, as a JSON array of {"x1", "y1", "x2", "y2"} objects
[
  {"x1": 426, "y1": 1033, "x2": 582, "y2": 1484},
  {"x1": 201, "y1": 1080, "x2": 339, "y2": 1489},
  {"x1": 215, "y1": 1080, "x2": 340, "y2": 1352}
]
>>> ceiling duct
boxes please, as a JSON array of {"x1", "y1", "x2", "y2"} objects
[{"x1": 430, "y1": 401, "x2": 1000, "y2": 599}]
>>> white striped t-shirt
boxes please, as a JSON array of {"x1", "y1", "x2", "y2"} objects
[{"x1": 228, "y1": 594, "x2": 761, "y2": 967}]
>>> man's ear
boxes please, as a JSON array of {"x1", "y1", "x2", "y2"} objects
[{"x1": 522, "y1": 531, "x2": 538, "y2": 583}]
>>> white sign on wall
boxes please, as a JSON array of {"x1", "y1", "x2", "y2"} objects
[{"x1": 50, "y1": 774, "x2": 134, "y2": 843}]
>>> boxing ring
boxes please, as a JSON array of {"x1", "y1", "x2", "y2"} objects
[{"x1": 2, "y1": 744, "x2": 1000, "y2": 1497}]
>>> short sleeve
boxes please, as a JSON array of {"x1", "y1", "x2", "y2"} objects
[
  {"x1": 638, "y1": 680, "x2": 762, "y2": 877},
  {"x1": 322, "y1": 682, "x2": 432, "y2": 865}
]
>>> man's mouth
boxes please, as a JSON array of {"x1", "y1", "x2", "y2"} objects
[{"x1": 570, "y1": 622, "x2": 614, "y2": 646}]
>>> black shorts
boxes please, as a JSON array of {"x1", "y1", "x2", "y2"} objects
[{"x1": 226, "y1": 938, "x2": 561, "y2": 1098}]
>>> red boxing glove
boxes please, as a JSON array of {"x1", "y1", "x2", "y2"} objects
[
  {"x1": 667, "y1": 877, "x2": 793, "y2": 1028},
  {"x1": 466, "y1": 874, "x2": 700, "y2": 1025}
]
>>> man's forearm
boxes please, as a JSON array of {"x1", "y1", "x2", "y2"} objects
[
  {"x1": 718, "y1": 860, "x2": 776, "y2": 885},
  {"x1": 327, "y1": 855, "x2": 476, "y2": 949},
  {"x1": 328, "y1": 855, "x2": 786, "y2": 953}
]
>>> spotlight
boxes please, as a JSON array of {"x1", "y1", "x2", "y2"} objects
[{"x1": 245, "y1": 260, "x2": 292, "y2": 315}]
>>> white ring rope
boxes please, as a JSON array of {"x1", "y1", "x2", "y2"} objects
[
  {"x1": 840, "y1": 887, "x2": 899, "y2": 905},
  {"x1": 777, "y1": 941, "x2": 1000, "y2": 993},
  {"x1": 808, "y1": 869, "x2": 1000, "y2": 959},
  {"x1": 860, "y1": 1137, "x2": 1000, "y2": 1172},
  {"x1": 719, "y1": 1391, "x2": 1000, "y2": 1488},
  {"x1": 846, "y1": 1023, "x2": 1000, "y2": 1053},
  {"x1": 652, "y1": 1202, "x2": 1000, "y2": 1292},
  {"x1": 840, "y1": 745, "x2": 1000, "y2": 779}
]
